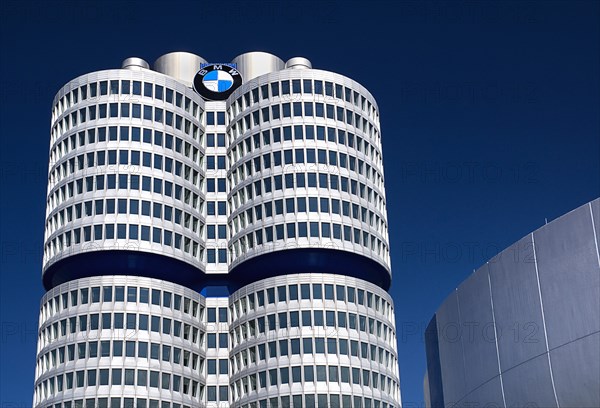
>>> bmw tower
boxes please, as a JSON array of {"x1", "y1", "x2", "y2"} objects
[{"x1": 33, "y1": 51, "x2": 401, "y2": 408}]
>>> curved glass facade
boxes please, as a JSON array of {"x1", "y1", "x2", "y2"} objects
[{"x1": 33, "y1": 52, "x2": 401, "y2": 408}]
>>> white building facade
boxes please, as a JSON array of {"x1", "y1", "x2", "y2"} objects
[{"x1": 33, "y1": 52, "x2": 401, "y2": 408}]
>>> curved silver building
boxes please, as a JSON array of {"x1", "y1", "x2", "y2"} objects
[
  {"x1": 424, "y1": 198, "x2": 600, "y2": 408},
  {"x1": 34, "y1": 276, "x2": 206, "y2": 408},
  {"x1": 226, "y1": 61, "x2": 390, "y2": 289},
  {"x1": 44, "y1": 63, "x2": 206, "y2": 289},
  {"x1": 33, "y1": 52, "x2": 401, "y2": 408}
]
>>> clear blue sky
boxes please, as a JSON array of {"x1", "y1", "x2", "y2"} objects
[{"x1": 1, "y1": 0, "x2": 598, "y2": 405}]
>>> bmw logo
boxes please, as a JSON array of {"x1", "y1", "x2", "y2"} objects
[{"x1": 193, "y1": 64, "x2": 242, "y2": 100}]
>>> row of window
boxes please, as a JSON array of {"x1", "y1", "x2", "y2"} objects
[
  {"x1": 231, "y1": 311, "x2": 395, "y2": 350},
  {"x1": 53, "y1": 79, "x2": 201, "y2": 122},
  {"x1": 49, "y1": 152, "x2": 201, "y2": 200},
  {"x1": 38, "y1": 313, "x2": 203, "y2": 351},
  {"x1": 240, "y1": 394, "x2": 396, "y2": 408},
  {"x1": 229, "y1": 171, "x2": 386, "y2": 219},
  {"x1": 46, "y1": 197, "x2": 202, "y2": 240},
  {"x1": 48, "y1": 172, "x2": 201, "y2": 211},
  {"x1": 39, "y1": 280, "x2": 393, "y2": 328},
  {"x1": 52, "y1": 102, "x2": 201, "y2": 148},
  {"x1": 51, "y1": 127, "x2": 202, "y2": 171},
  {"x1": 233, "y1": 366, "x2": 396, "y2": 397},
  {"x1": 37, "y1": 340, "x2": 201, "y2": 372},
  {"x1": 40, "y1": 281, "x2": 393, "y2": 325},
  {"x1": 50, "y1": 126, "x2": 202, "y2": 180},
  {"x1": 48, "y1": 155, "x2": 203, "y2": 210},
  {"x1": 206, "y1": 155, "x2": 226, "y2": 170},
  {"x1": 35, "y1": 397, "x2": 192, "y2": 408},
  {"x1": 36, "y1": 382, "x2": 398, "y2": 407},
  {"x1": 230, "y1": 221, "x2": 388, "y2": 261},
  {"x1": 230, "y1": 79, "x2": 378, "y2": 124},
  {"x1": 230, "y1": 101, "x2": 379, "y2": 150},
  {"x1": 229, "y1": 125, "x2": 382, "y2": 174},
  {"x1": 40, "y1": 286, "x2": 202, "y2": 320},
  {"x1": 37, "y1": 368, "x2": 196, "y2": 395},
  {"x1": 231, "y1": 337, "x2": 396, "y2": 371},
  {"x1": 36, "y1": 372, "x2": 397, "y2": 405},
  {"x1": 207, "y1": 200, "x2": 227, "y2": 216},
  {"x1": 230, "y1": 196, "x2": 386, "y2": 238},
  {"x1": 205, "y1": 111, "x2": 226, "y2": 126},
  {"x1": 45, "y1": 223, "x2": 203, "y2": 264},
  {"x1": 206, "y1": 132, "x2": 226, "y2": 147},
  {"x1": 231, "y1": 283, "x2": 392, "y2": 316},
  {"x1": 229, "y1": 144, "x2": 384, "y2": 194},
  {"x1": 46, "y1": 173, "x2": 202, "y2": 234}
]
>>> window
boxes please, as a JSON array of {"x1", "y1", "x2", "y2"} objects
[
  {"x1": 219, "y1": 385, "x2": 228, "y2": 401},
  {"x1": 207, "y1": 333, "x2": 216, "y2": 348},
  {"x1": 219, "y1": 359, "x2": 228, "y2": 374},
  {"x1": 218, "y1": 307, "x2": 227, "y2": 322},
  {"x1": 219, "y1": 333, "x2": 228, "y2": 348},
  {"x1": 325, "y1": 284, "x2": 334, "y2": 300},
  {"x1": 301, "y1": 284, "x2": 310, "y2": 299},
  {"x1": 207, "y1": 308, "x2": 216, "y2": 323},
  {"x1": 207, "y1": 359, "x2": 217, "y2": 375}
]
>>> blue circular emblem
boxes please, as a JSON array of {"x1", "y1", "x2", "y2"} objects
[
  {"x1": 193, "y1": 64, "x2": 242, "y2": 100},
  {"x1": 202, "y1": 70, "x2": 234, "y2": 92}
]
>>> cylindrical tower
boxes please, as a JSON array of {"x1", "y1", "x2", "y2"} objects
[
  {"x1": 32, "y1": 276, "x2": 205, "y2": 408},
  {"x1": 43, "y1": 65, "x2": 206, "y2": 290},
  {"x1": 225, "y1": 64, "x2": 391, "y2": 289},
  {"x1": 33, "y1": 52, "x2": 402, "y2": 408},
  {"x1": 228, "y1": 273, "x2": 400, "y2": 408}
]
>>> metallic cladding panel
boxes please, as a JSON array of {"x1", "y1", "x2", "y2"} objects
[
  {"x1": 456, "y1": 264, "x2": 500, "y2": 392},
  {"x1": 427, "y1": 199, "x2": 600, "y2": 407},
  {"x1": 153, "y1": 52, "x2": 208, "y2": 87},
  {"x1": 424, "y1": 316, "x2": 445, "y2": 408},
  {"x1": 501, "y1": 353, "x2": 557, "y2": 408},
  {"x1": 488, "y1": 235, "x2": 547, "y2": 370},
  {"x1": 424, "y1": 372, "x2": 430, "y2": 408},
  {"x1": 230, "y1": 52, "x2": 285, "y2": 82},
  {"x1": 534, "y1": 203, "x2": 600, "y2": 349},
  {"x1": 591, "y1": 198, "x2": 600, "y2": 237},
  {"x1": 459, "y1": 376, "x2": 504, "y2": 408},
  {"x1": 550, "y1": 331, "x2": 600, "y2": 407},
  {"x1": 435, "y1": 291, "x2": 467, "y2": 405}
]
